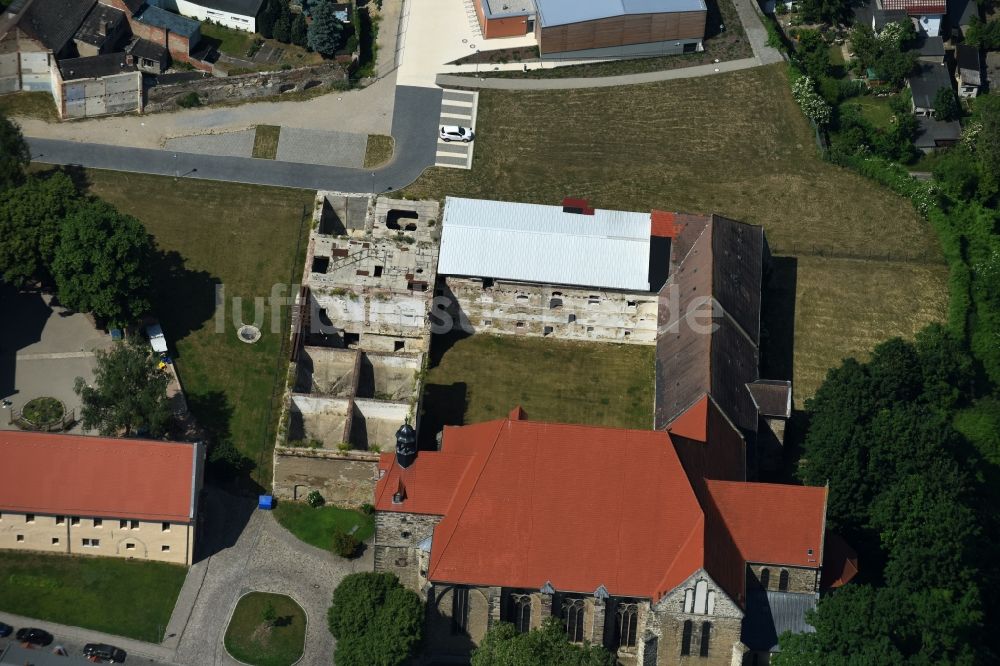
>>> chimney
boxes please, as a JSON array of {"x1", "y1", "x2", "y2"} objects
[
  {"x1": 561, "y1": 197, "x2": 595, "y2": 215},
  {"x1": 395, "y1": 422, "x2": 417, "y2": 469}
]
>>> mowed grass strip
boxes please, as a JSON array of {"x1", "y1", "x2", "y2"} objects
[
  {"x1": 0, "y1": 551, "x2": 186, "y2": 642},
  {"x1": 253, "y1": 125, "x2": 281, "y2": 159},
  {"x1": 273, "y1": 502, "x2": 375, "y2": 551},
  {"x1": 224, "y1": 592, "x2": 305, "y2": 666},
  {"x1": 83, "y1": 170, "x2": 313, "y2": 485},
  {"x1": 0, "y1": 91, "x2": 59, "y2": 121},
  {"x1": 364, "y1": 134, "x2": 395, "y2": 168},
  {"x1": 422, "y1": 334, "x2": 654, "y2": 434}
]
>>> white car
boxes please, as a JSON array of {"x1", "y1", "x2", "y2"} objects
[{"x1": 440, "y1": 125, "x2": 474, "y2": 142}]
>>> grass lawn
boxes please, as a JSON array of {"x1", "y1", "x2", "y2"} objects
[
  {"x1": 401, "y1": 64, "x2": 947, "y2": 405},
  {"x1": 0, "y1": 551, "x2": 186, "y2": 642},
  {"x1": 0, "y1": 91, "x2": 59, "y2": 121},
  {"x1": 201, "y1": 23, "x2": 322, "y2": 74},
  {"x1": 364, "y1": 134, "x2": 395, "y2": 167},
  {"x1": 224, "y1": 592, "x2": 305, "y2": 666},
  {"x1": 200, "y1": 23, "x2": 256, "y2": 58},
  {"x1": 80, "y1": 170, "x2": 313, "y2": 488},
  {"x1": 253, "y1": 125, "x2": 281, "y2": 159},
  {"x1": 421, "y1": 334, "x2": 654, "y2": 439},
  {"x1": 274, "y1": 502, "x2": 375, "y2": 550},
  {"x1": 842, "y1": 95, "x2": 898, "y2": 129}
]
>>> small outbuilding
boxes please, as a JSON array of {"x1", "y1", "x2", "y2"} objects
[{"x1": 956, "y1": 44, "x2": 981, "y2": 98}]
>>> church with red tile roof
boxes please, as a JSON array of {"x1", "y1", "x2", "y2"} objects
[{"x1": 373, "y1": 405, "x2": 853, "y2": 665}]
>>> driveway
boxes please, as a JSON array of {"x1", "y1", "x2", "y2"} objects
[{"x1": 169, "y1": 490, "x2": 372, "y2": 666}]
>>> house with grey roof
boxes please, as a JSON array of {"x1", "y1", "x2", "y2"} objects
[
  {"x1": 908, "y1": 61, "x2": 954, "y2": 115},
  {"x1": 914, "y1": 115, "x2": 961, "y2": 153},
  {"x1": 956, "y1": 43, "x2": 981, "y2": 98}
]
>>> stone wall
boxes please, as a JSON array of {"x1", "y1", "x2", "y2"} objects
[
  {"x1": 373, "y1": 510, "x2": 443, "y2": 591},
  {"x1": 441, "y1": 276, "x2": 658, "y2": 345},
  {"x1": 271, "y1": 447, "x2": 378, "y2": 507},
  {"x1": 747, "y1": 563, "x2": 818, "y2": 595},
  {"x1": 145, "y1": 62, "x2": 348, "y2": 112}
]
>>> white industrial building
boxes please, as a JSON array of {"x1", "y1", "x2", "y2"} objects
[{"x1": 155, "y1": 0, "x2": 264, "y2": 32}]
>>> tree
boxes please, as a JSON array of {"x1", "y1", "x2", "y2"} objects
[
  {"x1": 291, "y1": 12, "x2": 308, "y2": 48},
  {"x1": 74, "y1": 339, "x2": 173, "y2": 437},
  {"x1": 0, "y1": 172, "x2": 80, "y2": 288},
  {"x1": 308, "y1": 0, "x2": 347, "y2": 57},
  {"x1": 0, "y1": 113, "x2": 30, "y2": 190},
  {"x1": 472, "y1": 619, "x2": 615, "y2": 666},
  {"x1": 934, "y1": 86, "x2": 960, "y2": 122},
  {"x1": 328, "y1": 572, "x2": 423, "y2": 666},
  {"x1": 975, "y1": 95, "x2": 1000, "y2": 193},
  {"x1": 258, "y1": 0, "x2": 278, "y2": 39},
  {"x1": 273, "y1": 12, "x2": 291, "y2": 43},
  {"x1": 965, "y1": 16, "x2": 1000, "y2": 49},
  {"x1": 51, "y1": 199, "x2": 153, "y2": 325},
  {"x1": 262, "y1": 601, "x2": 278, "y2": 626},
  {"x1": 798, "y1": 0, "x2": 852, "y2": 25}
]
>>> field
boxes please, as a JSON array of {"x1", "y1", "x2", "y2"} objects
[
  {"x1": 421, "y1": 334, "x2": 654, "y2": 440},
  {"x1": 402, "y1": 64, "x2": 948, "y2": 405},
  {"x1": 0, "y1": 551, "x2": 186, "y2": 642},
  {"x1": 273, "y1": 502, "x2": 375, "y2": 551},
  {"x1": 224, "y1": 592, "x2": 305, "y2": 666},
  {"x1": 0, "y1": 91, "x2": 58, "y2": 121},
  {"x1": 81, "y1": 170, "x2": 313, "y2": 488}
]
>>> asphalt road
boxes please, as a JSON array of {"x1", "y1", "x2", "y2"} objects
[{"x1": 28, "y1": 85, "x2": 443, "y2": 192}]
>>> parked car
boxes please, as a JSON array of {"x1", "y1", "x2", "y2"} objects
[
  {"x1": 83, "y1": 643, "x2": 127, "y2": 663},
  {"x1": 439, "y1": 125, "x2": 475, "y2": 142},
  {"x1": 0, "y1": 621, "x2": 12, "y2": 637},
  {"x1": 15, "y1": 627, "x2": 53, "y2": 645}
]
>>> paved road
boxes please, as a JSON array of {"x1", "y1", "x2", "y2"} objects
[{"x1": 28, "y1": 85, "x2": 442, "y2": 192}]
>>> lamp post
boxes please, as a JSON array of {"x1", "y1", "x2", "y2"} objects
[{"x1": 475, "y1": 49, "x2": 480, "y2": 76}]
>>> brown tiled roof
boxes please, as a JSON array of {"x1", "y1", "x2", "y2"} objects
[
  {"x1": 654, "y1": 215, "x2": 765, "y2": 433},
  {"x1": 747, "y1": 379, "x2": 792, "y2": 418}
]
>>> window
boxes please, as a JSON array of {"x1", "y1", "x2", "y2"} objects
[
  {"x1": 162, "y1": 522, "x2": 171, "y2": 532},
  {"x1": 516, "y1": 294, "x2": 529, "y2": 302},
  {"x1": 130, "y1": 520, "x2": 139, "y2": 529},
  {"x1": 373, "y1": 265, "x2": 383, "y2": 277},
  {"x1": 694, "y1": 580, "x2": 708, "y2": 614},
  {"x1": 563, "y1": 597, "x2": 585, "y2": 643},
  {"x1": 483, "y1": 319, "x2": 492, "y2": 326},
  {"x1": 126, "y1": 543, "x2": 135, "y2": 550},
  {"x1": 616, "y1": 602, "x2": 638, "y2": 649},
  {"x1": 92, "y1": 539, "x2": 100, "y2": 547},
  {"x1": 55, "y1": 515, "x2": 65, "y2": 525},
  {"x1": 482, "y1": 278, "x2": 494, "y2": 289},
  {"x1": 451, "y1": 587, "x2": 470, "y2": 634},
  {"x1": 52, "y1": 537, "x2": 60, "y2": 545},
  {"x1": 778, "y1": 569, "x2": 789, "y2": 592},
  {"x1": 25, "y1": 514, "x2": 34, "y2": 523},
  {"x1": 161, "y1": 545, "x2": 171, "y2": 552},
  {"x1": 568, "y1": 314, "x2": 576, "y2": 323},
  {"x1": 71, "y1": 517, "x2": 80, "y2": 526},
  {"x1": 549, "y1": 297, "x2": 563, "y2": 309},
  {"x1": 759, "y1": 568, "x2": 770, "y2": 590},
  {"x1": 16, "y1": 534, "x2": 24, "y2": 543},
  {"x1": 588, "y1": 295, "x2": 600, "y2": 305},
  {"x1": 681, "y1": 620, "x2": 693, "y2": 656},
  {"x1": 120, "y1": 520, "x2": 128, "y2": 529},
  {"x1": 515, "y1": 321, "x2": 525, "y2": 329},
  {"x1": 683, "y1": 588, "x2": 694, "y2": 613},
  {"x1": 707, "y1": 591, "x2": 716, "y2": 615},
  {"x1": 627, "y1": 300, "x2": 637, "y2": 308},
  {"x1": 82, "y1": 538, "x2": 91, "y2": 547},
  {"x1": 699, "y1": 622, "x2": 711, "y2": 657},
  {"x1": 511, "y1": 594, "x2": 532, "y2": 634},
  {"x1": 93, "y1": 519, "x2": 103, "y2": 528},
  {"x1": 543, "y1": 326, "x2": 553, "y2": 336}
]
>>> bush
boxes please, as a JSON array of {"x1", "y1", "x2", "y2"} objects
[
  {"x1": 176, "y1": 92, "x2": 201, "y2": 108},
  {"x1": 307, "y1": 490, "x2": 325, "y2": 508},
  {"x1": 328, "y1": 572, "x2": 423, "y2": 666},
  {"x1": 360, "y1": 502, "x2": 375, "y2": 515},
  {"x1": 332, "y1": 531, "x2": 359, "y2": 558}
]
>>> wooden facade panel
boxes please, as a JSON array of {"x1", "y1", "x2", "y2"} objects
[{"x1": 540, "y1": 11, "x2": 706, "y2": 54}]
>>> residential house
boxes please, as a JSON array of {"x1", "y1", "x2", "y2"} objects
[
  {"x1": 956, "y1": 43, "x2": 981, "y2": 97},
  {"x1": 0, "y1": 431, "x2": 204, "y2": 565},
  {"x1": 73, "y1": 0, "x2": 129, "y2": 56},
  {"x1": 155, "y1": 0, "x2": 265, "y2": 33},
  {"x1": 473, "y1": 0, "x2": 706, "y2": 59},
  {"x1": 914, "y1": 33, "x2": 945, "y2": 62},
  {"x1": 373, "y1": 408, "x2": 856, "y2": 665},
  {"x1": 126, "y1": 35, "x2": 170, "y2": 73},
  {"x1": 877, "y1": 0, "x2": 945, "y2": 36},
  {"x1": 914, "y1": 115, "x2": 961, "y2": 152},
  {"x1": 909, "y1": 61, "x2": 954, "y2": 115}
]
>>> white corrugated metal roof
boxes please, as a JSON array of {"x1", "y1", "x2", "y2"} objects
[
  {"x1": 536, "y1": 0, "x2": 707, "y2": 27},
  {"x1": 438, "y1": 197, "x2": 652, "y2": 291}
]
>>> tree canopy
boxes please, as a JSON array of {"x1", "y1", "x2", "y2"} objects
[
  {"x1": 849, "y1": 23, "x2": 917, "y2": 87},
  {"x1": 785, "y1": 325, "x2": 995, "y2": 663},
  {"x1": 965, "y1": 16, "x2": 1000, "y2": 49},
  {"x1": 0, "y1": 112, "x2": 29, "y2": 190},
  {"x1": 327, "y1": 572, "x2": 423, "y2": 666},
  {"x1": 74, "y1": 338, "x2": 173, "y2": 437},
  {"x1": 51, "y1": 199, "x2": 153, "y2": 325},
  {"x1": 0, "y1": 172, "x2": 80, "y2": 288},
  {"x1": 308, "y1": 0, "x2": 347, "y2": 57},
  {"x1": 798, "y1": 0, "x2": 853, "y2": 25},
  {"x1": 934, "y1": 86, "x2": 960, "y2": 122},
  {"x1": 472, "y1": 619, "x2": 615, "y2": 666}
]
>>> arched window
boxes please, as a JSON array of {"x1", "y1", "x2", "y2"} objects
[
  {"x1": 683, "y1": 588, "x2": 694, "y2": 613},
  {"x1": 563, "y1": 597, "x2": 585, "y2": 643},
  {"x1": 681, "y1": 620, "x2": 693, "y2": 656},
  {"x1": 616, "y1": 602, "x2": 638, "y2": 649},
  {"x1": 707, "y1": 591, "x2": 716, "y2": 615},
  {"x1": 779, "y1": 569, "x2": 790, "y2": 592},
  {"x1": 512, "y1": 594, "x2": 532, "y2": 633},
  {"x1": 451, "y1": 587, "x2": 470, "y2": 635},
  {"x1": 700, "y1": 621, "x2": 711, "y2": 657},
  {"x1": 760, "y1": 568, "x2": 770, "y2": 590},
  {"x1": 694, "y1": 580, "x2": 708, "y2": 614}
]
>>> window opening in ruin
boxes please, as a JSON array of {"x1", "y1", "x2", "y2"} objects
[
  {"x1": 616, "y1": 602, "x2": 638, "y2": 649},
  {"x1": 700, "y1": 622, "x2": 712, "y2": 657},
  {"x1": 681, "y1": 620, "x2": 693, "y2": 655},
  {"x1": 374, "y1": 266, "x2": 384, "y2": 277},
  {"x1": 563, "y1": 597, "x2": 585, "y2": 642},
  {"x1": 452, "y1": 587, "x2": 470, "y2": 634},
  {"x1": 512, "y1": 594, "x2": 532, "y2": 634}
]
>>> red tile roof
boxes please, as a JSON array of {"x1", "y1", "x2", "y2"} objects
[
  {"x1": 881, "y1": 0, "x2": 946, "y2": 14},
  {"x1": 821, "y1": 531, "x2": 859, "y2": 589},
  {"x1": 650, "y1": 210, "x2": 680, "y2": 238},
  {"x1": 704, "y1": 479, "x2": 827, "y2": 568},
  {"x1": 0, "y1": 431, "x2": 199, "y2": 523}
]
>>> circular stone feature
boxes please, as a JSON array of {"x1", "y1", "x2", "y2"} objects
[
  {"x1": 19, "y1": 397, "x2": 65, "y2": 430},
  {"x1": 238, "y1": 325, "x2": 262, "y2": 344},
  {"x1": 224, "y1": 592, "x2": 305, "y2": 666}
]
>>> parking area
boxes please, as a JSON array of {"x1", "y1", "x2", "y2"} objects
[
  {"x1": 0, "y1": 287, "x2": 112, "y2": 432},
  {"x1": 435, "y1": 89, "x2": 478, "y2": 169}
]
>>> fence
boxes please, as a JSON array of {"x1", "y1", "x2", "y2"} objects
[
  {"x1": 9, "y1": 405, "x2": 76, "y2": 432},
  {"x1": 769, "y1": 243, "x2": 948, "y2": 264}
]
